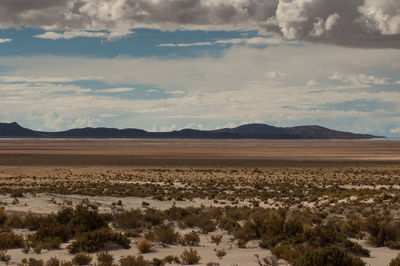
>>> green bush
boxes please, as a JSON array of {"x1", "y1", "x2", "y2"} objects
[{"x1": 180, "y1": 248, "x2": 201, "y2": 265}]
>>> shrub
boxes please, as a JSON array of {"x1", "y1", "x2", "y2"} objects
[
  {"x1": 136, "y1": 238, "x2": 152, "y2": 254},
  {"x1": 163, "y1": 255, "x2": 180, "y2": 264},
  {"x1": 255, "y1": 254, "x2": 278, "y2": 266},
  {"x1": 97, "y1": 252, "x2": 114, "y2": 266},
  {"x1": 67, "y1": 228, "x2": 130, "y2": 253},
  {"x1": 154, "y1": 223, "x2": 180, "y2": 244},
  {"x1": 216, "y1": 250, "x2": 226, "y2": 260},
  {"x1": 389, "y1": 254, "x2": 400, "y2": 266},
  {"x1": 119, "y1": 255, "x2": 149, "y2": 266},
  {"x1": 183, "y1": 231, "x2": 200, "y2": 246},
  {"x1": 180, "y1": 248, "x2": 201, "y2": 265},
  {"x1": 28, "y1": 258, "x2": 45, "y2": 266},
  {"x1": 0, "y1": 231, "x2": 24, "y2": 249},
  {"x1": 211, "y1": 235, "x2": 223, "y2": 246},
  {"x1": 0, "y1": 250, "x2": 11, "y2": 263},
  {"x1": 72, "y1": 253, "x2": 92, "y2": 265},
  {"x1": 113, "y1": 209, "x2": 143, "y2": 229},
  {"x1": 297, "y1": 246, "x2": 365, "y2": 266},
  {"x1": 45, "y1": 257, "x2": 61, "y2": 266},
  {"x1": 343, "y1": 239, "x2": 370, "y2": 257}
]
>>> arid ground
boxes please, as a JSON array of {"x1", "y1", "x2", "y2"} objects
[{"x1": 1, "y1": 139, "x2": 400, "y2": 266}]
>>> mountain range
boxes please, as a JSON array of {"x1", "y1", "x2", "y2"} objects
[{"x1": 0, "y1": 122, "x2": 382, "y2": 139}]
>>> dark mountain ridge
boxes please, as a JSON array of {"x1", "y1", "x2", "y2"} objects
[{"x1": 0, "y1": 122, "x2": 383, "y2": 139}]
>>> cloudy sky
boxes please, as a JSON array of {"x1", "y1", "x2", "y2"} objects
[{"x1": 0, "y1": 0, "x2": 399, "y2": 136}]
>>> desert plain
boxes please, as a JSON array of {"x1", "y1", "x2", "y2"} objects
[{"x1": 1, "y1": 139, "x2": 400, "y2": 266}]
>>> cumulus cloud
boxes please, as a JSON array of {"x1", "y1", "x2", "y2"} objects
[{"x1": 0, "y1": 0, "x2": 399, "y2": 48}]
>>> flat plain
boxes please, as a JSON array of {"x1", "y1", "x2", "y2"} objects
[{"x1": 1, "y1": 139, "x2": 400, "y2": 266}]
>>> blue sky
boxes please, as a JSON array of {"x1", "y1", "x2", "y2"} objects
[{"x1": 0, "y1": 0, "x2": 399, "y2": 136}]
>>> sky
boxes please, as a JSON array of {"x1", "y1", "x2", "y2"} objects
[{"x1": 0, "y1": 0, "x2": 399, "y2": 136}]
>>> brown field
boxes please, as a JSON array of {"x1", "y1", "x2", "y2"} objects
[
  {"x1": 1, "y1": 139, "x2": 400, "y2": 265},
  {"x1": 0, "y1": 139, "x2": 399, "y2": 167}
]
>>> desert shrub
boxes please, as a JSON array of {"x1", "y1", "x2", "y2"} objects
[
  {"x1": 69, "y1": 205, "x2": 107, "y2": 235},
  {"x1": 218, "y1": 217, "x2": 240, "y2": 233},
  {"x1": 28, "y1": 258, "x2": 45, "y2": 266},
  {"x1": 343, "y1": 239, "x2": 370, "y2": 257},
  {"x1": 154, "y1": 223, "x2": 180, "y2": 244},
  {"x1": 364, "y1": 216, "x2": 400, "y2": 247},
  {"x1": 180, "y1": 248, "x2": 201, "y2": 265},
  {"x1": 255, "y1": 254, "x2": 278, "y2": 266},
  {"x1": 211, "y1": 235, "x2": 223, "y2": 246},
  {"x1": 0, "y1": 210, "x2": 7, "y2": 226},
  {"x1": 0, "y1": 231, "x2": 24, "y2": 249},
  {"x1": 271, "y1": 244, "x2": 301, "y2": 264},
  {"x1": 296, "y1": 246, "x2": 365, "y2": 266},
  {"x1": 183, "y1": 231, "x2": 200, "y2": 246},
  {"x1": 67, "y1": 228, "x2": 130, "y2": 253},
  {"x1": 0, "y1": 250, "x2": 11, "y2": 262},
  {"x1": 143, "y1": 208, "x2": 165, "y2": 227},
  {"x1": 237, "y1": 239, "x2": 247, "y2": 248},
  {"x1": 113, "y1": 209, "x2": 144, "y2": 229},
  {"x1": 72, "y1": 253, "x2": 92, "y2": 265},
  {"x1": 136, "y1": 238, "x2": 152, "y2": 253},
  {"x1": 45, "y1": 257, "x2": 60, "y2": 266},
  {"x1": 216, "y1": 249, "x2": 226, "y2": 260},
  {"x1": 97, "y1": 252, "x2": 114, "y2": 266},
  {"x1": 119, "y1": 255, "x2": 149, "y2": 266},
  {"x1": 389, "y1": 254, "x2": 400, "y2": 266},
  {"x1": 163, "y1": 255, "x2": 180, "y2": 264}
]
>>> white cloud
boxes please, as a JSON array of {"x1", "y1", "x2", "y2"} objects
[
  {"x1": 98, "y1": 87, "x2": 135, "y2": 93},
  {"x1": 34, "y1": 30, "x2": 109, "y2": 40},
  {"x1": 0, "y1": 38, "x2": 12, "y2": 44},
  {"x1": 265, "y1": 71, "x2": 286, "y2": 79},
  {"x1": 158, "y1": 36, "x2": 286, "y2": 47},
  {"x1": 306, "y1": 80, "x2": 318, "y2": 86},
  {"x1": 0, "y1": 76, "x2": 102, "y2": 83},
  {"x1": 329, "y1": 73, "x2": 392, "y2": 86},
  {"x1": 390, "y1": 127, "x2": 400, "y2": 134}
]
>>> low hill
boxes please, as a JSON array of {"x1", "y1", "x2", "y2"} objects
[{"x1": 0, "y1": 122, "x2": 383, "y2": 139}]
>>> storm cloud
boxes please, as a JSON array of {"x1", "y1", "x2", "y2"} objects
[{"x1": 0, "y1": 0, "x2": 399, "y2": 48}]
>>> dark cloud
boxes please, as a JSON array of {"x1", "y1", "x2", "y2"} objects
[{"x1": 0, "y1": 0, "x2": 399, "y2": 48}]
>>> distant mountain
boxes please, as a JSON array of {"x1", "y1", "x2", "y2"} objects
[{"x1": 0, "y1": 122, "x2": 383, "y2": 139}]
